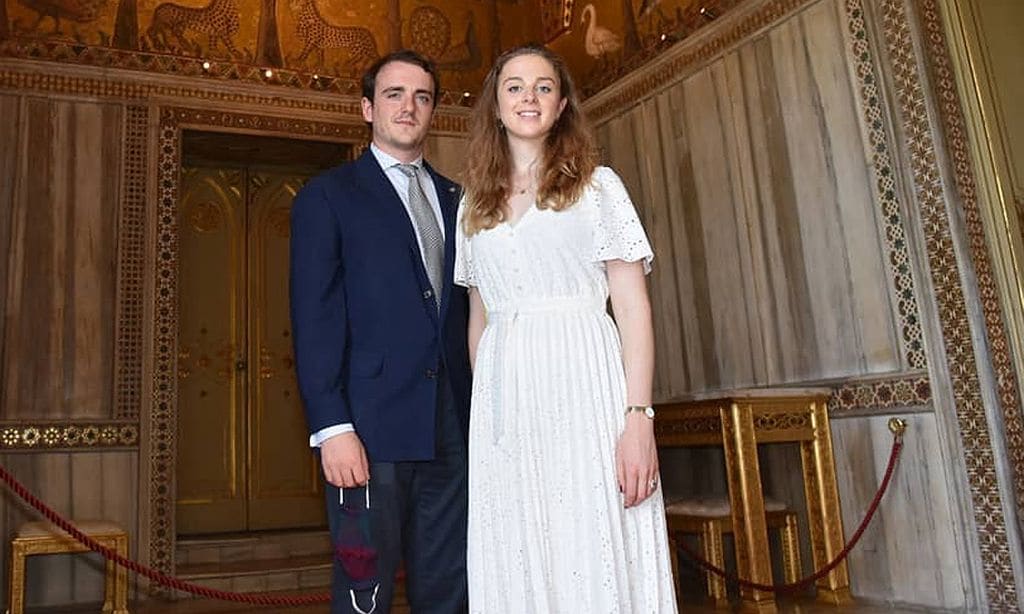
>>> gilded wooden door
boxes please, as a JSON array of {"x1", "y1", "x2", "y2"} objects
[{"x1": 176, "y1": 166, "x2": 325, "y2": 534}]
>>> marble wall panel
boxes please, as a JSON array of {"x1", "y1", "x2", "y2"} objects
[
  {"x1": 0, "y1": 97, "x2": 121, "y2": 421},
  {"x1": 831, "y1": 414, "x2": 967, "y2": 609},
  {"x1": 595, "y1": 0, "x2": 905, "y2": 401}
]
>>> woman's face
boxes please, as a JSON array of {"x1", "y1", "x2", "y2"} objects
[{"x1": 495, "y1": 54, "x2": 568, "y2": 143}]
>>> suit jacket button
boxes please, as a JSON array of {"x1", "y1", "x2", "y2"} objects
[
  {"x1": 425, "y1": 368, "x2": 437, "y2": 379},
  {"x1": 423, "y1": 290, "x2": 433, "y2": 299}
]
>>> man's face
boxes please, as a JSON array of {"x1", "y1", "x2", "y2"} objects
[{"x1": 361, "y1": 61, "x2": 435, "y2": 162}]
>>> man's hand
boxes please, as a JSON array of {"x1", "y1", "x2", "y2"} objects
[
  {"x1": 320, "y1": 431, "x2": 369, "y2": 488},
  {"x1": 615, "y1": 413, "x2": 659, "y2": 508}
]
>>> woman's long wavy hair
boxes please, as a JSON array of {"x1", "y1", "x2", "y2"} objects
[{"x1": 461, "y1": 45, "x2": 599, "y2": 235}]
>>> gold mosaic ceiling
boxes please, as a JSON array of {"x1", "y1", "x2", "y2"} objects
[{"x1": 0, "y1": 0, "x2": 738, "y2": 102}]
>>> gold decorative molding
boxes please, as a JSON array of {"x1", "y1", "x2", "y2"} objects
[
  {"x1": 753, "y1": 412, "x2": 810, "y2": 432},
  {"x1": 873, "y1": 0, "x2": 1022, "y2": 606},
  {"x1": 655, "y1": 415, "x2": 721, "y2": 438},
  {"x1": 0, "y1": 421, "x2": 139, "y2": 451},
  {"x1": 0, "y1": 60, "x2": 471, "y2": 135},
  {"x1": 0, "y1": 37, "x2": 476, "y2": 109},
  {"x1": 163, "y1": 106, "x2": 368, "y2": 141}
]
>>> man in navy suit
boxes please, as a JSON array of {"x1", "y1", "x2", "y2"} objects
[{"x1": 290, "y1": 49, "x2": 471, "y2": 613}]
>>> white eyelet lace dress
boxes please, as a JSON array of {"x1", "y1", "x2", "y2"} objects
[{"x1": 455, "y1": 167, "x2": 678, "y2": 613}]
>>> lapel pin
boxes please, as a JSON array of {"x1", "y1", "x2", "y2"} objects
[{"x1": 448, "y1": 186, "x2": 457, "y2": 193}]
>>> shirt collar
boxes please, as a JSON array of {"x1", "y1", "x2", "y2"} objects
[{"x1": 370, "y1": 143, "x2": 424, "y2": 173}]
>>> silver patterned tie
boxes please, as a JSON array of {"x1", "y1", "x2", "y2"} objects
[{"x1": 396, "y1": 164, "x2": 444, "y2": 305}]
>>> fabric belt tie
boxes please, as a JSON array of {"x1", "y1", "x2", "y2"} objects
[{"x1": 486, "y1": 297, "x2": 608, "y2": 446}]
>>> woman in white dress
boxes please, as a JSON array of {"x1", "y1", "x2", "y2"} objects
[{"x1": 455, "y1": 45, "x2": 678, "y2": 613}]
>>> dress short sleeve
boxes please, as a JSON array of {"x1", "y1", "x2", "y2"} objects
[
  {"x1": 454, "y1": 200, "x2": 477, "y2": 287},
  {"x1": 590, "y1": 167, "x2": 654, "y2": 273}
]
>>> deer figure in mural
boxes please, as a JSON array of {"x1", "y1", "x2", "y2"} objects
[
  {"x1": 289, "y1": 0, "x2": 379, "y2": 71},
  {"x1": 145, "y1": 0, "x2": 241, "y2": 58}
]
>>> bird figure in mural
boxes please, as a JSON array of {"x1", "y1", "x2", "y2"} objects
[
  {"x1": 17, "y1": 0, "x2": 108, "y2": 36},
  {"x1": 580, "y1": 3, "x2": 621, "y2": 60}
]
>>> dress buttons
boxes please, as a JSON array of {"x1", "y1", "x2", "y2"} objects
[
  {"x1": 423, "y1": 290, "x2": 433, "y2": 299},
  {"x1": 425, "y1": 368, "x2": 437, "y2": 379}
]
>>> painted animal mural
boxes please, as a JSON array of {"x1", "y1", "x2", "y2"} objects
[
  {"x1": 579, "y1": 3, "x2": 620, "y2": 62},
  {"x1": 406, "y1": 4, "x2": 480, "y2": 72},
  {"x1": 1, "y1": 0, "x2": 736, "y2": 104},
  {"x1": 145, "y1": 0, "x2": 241, "y2": 58},
  {"x1": 15, "y1": 0, "x2": 109, "y2": 36},
  {"x1": 289, "y1": 0, "x2": 379, "y2": 71}
]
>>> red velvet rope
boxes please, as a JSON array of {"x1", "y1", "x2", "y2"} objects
[
  {"x1": 0, "y1": 463, "x2": 330, "y2": 606},
  {"x1": 0, "y1": 431, "x2": 903, "y2": 604},
  {"x1": 673, "y1": 434, "x2": 904, "y2": 593}
]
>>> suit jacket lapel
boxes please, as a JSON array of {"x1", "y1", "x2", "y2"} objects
[{"x1": 353, "y1": 149, "x2": 420, "y2": 253}]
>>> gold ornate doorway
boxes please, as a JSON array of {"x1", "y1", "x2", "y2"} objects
[
  {"x1": 175, "y1": 131, "x2": 355, "y2": 535},
  {"x1": 144, "y1": 105, "x2": 452, "y2": 589}
]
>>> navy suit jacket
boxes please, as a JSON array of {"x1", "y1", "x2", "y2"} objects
[{"x1": 289, "y1": 149, "x2": 471, "y2": 462}]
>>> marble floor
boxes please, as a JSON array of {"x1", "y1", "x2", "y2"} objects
[{"x1": 38, "y1": 596, "x2": 930, "y2": 613}]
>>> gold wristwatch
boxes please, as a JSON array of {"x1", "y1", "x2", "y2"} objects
[{"x1": 625, "y1": 405, "x2": 655, "y2": 419}]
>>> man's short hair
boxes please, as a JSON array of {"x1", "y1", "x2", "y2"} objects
[{"x1": 361, "y1": 50, "x2": 441, "y2": 107}]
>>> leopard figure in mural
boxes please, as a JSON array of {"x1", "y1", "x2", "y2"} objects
[
  {"x1": 290, "y1": 0, "x2": 379, "y2": 71},
  {"x1": 146, "y1": 0, "x2": 241, "y2": 58}
]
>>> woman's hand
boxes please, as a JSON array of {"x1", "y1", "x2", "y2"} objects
[{"x1": 616, "y1": 412, "x2": 659, "y2": 507}]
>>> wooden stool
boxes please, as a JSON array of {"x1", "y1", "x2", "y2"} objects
[
  {"x1": 8, "y1": 520, "x2": 129, "y2": 614},
  {"x1": 665, "y1": 498, "x2": 801, "y2": 608}
]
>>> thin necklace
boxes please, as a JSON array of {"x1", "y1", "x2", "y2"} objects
[{"x1": 513, "y1": 159, "x2": 539, "y2": 195}]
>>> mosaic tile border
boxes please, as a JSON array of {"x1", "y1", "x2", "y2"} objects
[
  {"x1": 149, "y1": 112, "x2": 180, "y2": 588},
  {"x1": 146, "y1": 106, "x2": 368, "y2": 591},
  {"x1": 913, "y1": 0, "x2": 1024, "y2": 528},
  {"x1": 842, "y1": 1, "x2": 926, "y2": 369},
  {"x1": 871, "y1": 0, "x2": 1020, "y2": 606},
  {"x1": 0, "y1": 421, "x2": 139, "y2": 451},
  {"x1": 114, "y1": 105, "x2": 147, "y2": 420},
  {"x1": 827, "y1": 373, "x2": 931, "y2": 415}
]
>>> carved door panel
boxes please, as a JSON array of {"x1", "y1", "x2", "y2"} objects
[
  {"x1": 176, "y1": 166, "x2": 325, "y2": 535},
  {"x1": 246, "y1": 170, "x2": 325, "y2": 530},
  {"x1": 176, "y1": 167, "x2": 248, "y2": 534}
]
